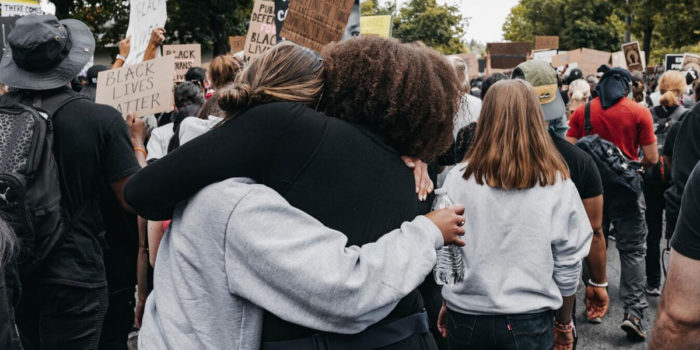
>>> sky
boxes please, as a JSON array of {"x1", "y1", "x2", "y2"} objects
[{"x1": 395, "y1": 0, "x2": 520, "y2": 43}]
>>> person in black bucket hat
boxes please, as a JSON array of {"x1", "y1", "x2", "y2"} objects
[
  {"x1": 0, "y1": 15, "x2": 146, "y2": 350},
  {"x1": 0, "y1": 15, "x2": 95, "y2": 89}
]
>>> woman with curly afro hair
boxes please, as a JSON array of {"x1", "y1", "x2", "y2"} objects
[{"x1": 125, "y1": 38, "x2": 460, "y2": 350}]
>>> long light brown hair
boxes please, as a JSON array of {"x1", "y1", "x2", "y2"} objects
[
  {"x1": 218, "y1": 42, "x2": 324, "y2": 120},
  {"x1": 463, "y1": 79, "x2": 569, "y2": 189}
]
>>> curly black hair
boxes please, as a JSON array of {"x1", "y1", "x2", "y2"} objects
[{"x1": 320, "y1": 36, "x2": 460, "y2": 161}]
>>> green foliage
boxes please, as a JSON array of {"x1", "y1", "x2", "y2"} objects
[
  {"x1": 503, "y1": 0, "x2": 623, "y2": 52},
  {"x1": 52, "y1": 0, "x2": 252, "y2": 56},
  {"x1": 360, "y1": 0, "x2": 394, "y2": 16},
  {"x1": 391, "y1": 0, "x2": 468, "y2": 54}
]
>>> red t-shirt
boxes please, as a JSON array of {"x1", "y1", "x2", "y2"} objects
[{"x1": 567, "y1": 97, "x2": 656, "y2": 161}]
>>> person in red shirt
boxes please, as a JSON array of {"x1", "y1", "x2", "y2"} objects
[{"x1": 566, "y1": 67, "x2": 658, "y2": 342}]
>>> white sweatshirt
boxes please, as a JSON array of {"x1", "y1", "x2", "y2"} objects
[{"x1": 441, "y1": 164, "x2": 593, "y2": 315}]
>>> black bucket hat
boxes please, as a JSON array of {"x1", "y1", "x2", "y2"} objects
[{"x1": 0, "y1": 15, "x2": 95, "y2": 90}]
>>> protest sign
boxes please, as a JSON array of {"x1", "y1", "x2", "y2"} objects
[
  {"x1": 280, "y1": 0, "x2": 355, "y2": 52},
  {"x1": 125, "y1": 0, "x2": 167, "y2": 65},
  {"x1": 1, "y1": 0, "x2": 40, "y2": 16},
  {"x1": 229, "y1": 36, "x2": 246, "y2": 53},
  {"x1": 551, "y1": 52, "x2": 569, "y2": 68},
  {"x1": 534, "y1": 36, "x2": 559, "y2": 50},
  {"x1": 0, "y1": 16, "x2": 17, "y2": 56},
  {"x1": 622, "y1": 41, "x2": 644, "y2": 72},
  {"x1": 611, "y1": 51, "x2": 626, "y2": 68},
  {"x1": 95, "y1": 55, "x2": 174, "y2": 118},
  {"x1": 577, "y1": 48, "x2": 611, "y2": 77},
  {"x1": 532, "y1": 49, "x2": 558, "y2": 64},
  {"x1": 244, "y1": 0, "x2": 277, "y2": 63},
  {"x1": 274, "y1": 0, "x2": 289, "y2": 40},
  {"x1": 360, "y1": 14, "x2": 391, "y2": 38},
  {"x1": 665, "y1": 54, "x2": 684, "y2": 71},
  {"x1": 457, "y1": 53, "x2": 479, "y2": 79},
  {"x1": 163, "y1": 44, "x2": 201, "y2": 82},
  {"x1": 486, "y1": 42, "x2": 532, "y2": 69},
  {"x1": 682, "y1": 53, "x2": 700, "y2": 72}
]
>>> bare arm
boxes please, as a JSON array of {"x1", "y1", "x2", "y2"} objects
[
  {"x1": 649, "y1": 249, "x2": 700, "y2": 349},
  {"x1": 147, "y1": 220, "x2": 165, "y2": 267},
  {"x1": 143, "y1": 27, "x2": 165, "y2": 62},
  {"x1": 109, "y1": 114, "x2": 147, "y2": 212},
  {"x1": 111, "y1": 36, "x2": 130, "y2": 69},
  {"x1": 641, "y1": 142, "x2": 659, "y2": 168},
  {"x1": 583, "y1": 195, "x2": 606, "y2": 284},
  {"x1": 566, "y1": 137, "x2": 579, "y2": 144},
  {"x1": 134, "y1": 216, "x2": 149, "y2": 328}
]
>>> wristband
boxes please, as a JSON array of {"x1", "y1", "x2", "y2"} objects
[
  {"x1": 554, "y1": 319, "x2": 574, "y2": 333},
  {"x1": 588, "y1": 279, "x2": 609, "y2": 288},
  {"x1": 116, "y1": 54, "x2": 127, "y2": 62},
  {"x1": 134, "y1": 147, "x2": 147, "y2": 158}
]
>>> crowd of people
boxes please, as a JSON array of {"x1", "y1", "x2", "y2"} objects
[{"x1": 0, "y1": 13, "x2": 699, "y2": 350}]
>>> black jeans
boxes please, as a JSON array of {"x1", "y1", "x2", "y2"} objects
[
  {"x1": 98, "y1": 286, "x2": 135, "y2": 350},
  {"x1": 445, "y1": 309, "x2": 553, "y2": 350},
  {"x1": 15, "y1": 282, "x2": 108, "y2": 350},
  {"x1": 644, "y1": 182, "x2": 667, "y2": 289}
]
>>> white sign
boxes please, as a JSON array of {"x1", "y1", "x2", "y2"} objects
[
  {"x1": 532, "y1": 50, "x2": 558, "y2": 64},
  {"x1": 1, "y1": 1, "x2": 41, "y2": 16},
  {"x1": 125, "y1": 0, "x2": 167, "y2": 65}
]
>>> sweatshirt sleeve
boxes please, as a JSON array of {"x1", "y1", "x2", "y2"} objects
[
  {"x1": 551, "y1": 180, "x2": 593, "y2": 297},
  {"x1": 224, "y1": 186, "x2": 443, "y2": 334}
]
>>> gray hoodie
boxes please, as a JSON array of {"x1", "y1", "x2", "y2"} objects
[{"x1": 139, "y1": 179, "x2": 443, "y2": 350}]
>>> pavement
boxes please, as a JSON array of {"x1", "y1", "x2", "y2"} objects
[
  {"x1": 575, "y1": 237, "x2": 667, "y2": 350},
  {"x1": 128, "y1": 238, "x2": 668, "y2": 350}
]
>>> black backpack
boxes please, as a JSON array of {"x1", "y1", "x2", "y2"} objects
[
  {"x1": 644, "y1": 106, "x2": 687, "y2": 185},
  {"x1": 0, "y1": 91, "x2": 87, "y2": 272},
  {"x1": 575, "y1": 101, "x2": 643, "y2": 197}
]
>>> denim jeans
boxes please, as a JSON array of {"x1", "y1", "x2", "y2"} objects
[
  {"x1": 603, "y1": 192, "x2": 649, "y2": 318},
  {"x1": 445, "y1": 309, "x2": 554, "y2": 350}
]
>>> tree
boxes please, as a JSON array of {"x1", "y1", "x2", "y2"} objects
[
  {"x1": 52, "y1": 0, "x2": 252, "y2": 56},
  {"x1": 360, "y1": 0, "x2": 393, "y2": 16},
  {"x1": 503, "y1": 0, "x2": 624, "y2": 52},
  {"x1": 392, "y1": 0, "x2": 468, "y2": 54}
]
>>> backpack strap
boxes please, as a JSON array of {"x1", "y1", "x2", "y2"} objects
[
  {"x1": 33, "y1": 90, "x2": 89, "y2": 119},
  {"x1": 584, "y1": 101, "x2": 592, "y2": 136}
]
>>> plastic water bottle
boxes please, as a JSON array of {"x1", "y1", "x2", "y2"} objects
[{"x1": 432, "y1": 188, "x2": 465, "y2": 285}]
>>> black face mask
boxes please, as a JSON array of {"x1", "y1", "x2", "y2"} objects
[{"x1": 595, "y1": 68, "x2": 633, "y2": 109}]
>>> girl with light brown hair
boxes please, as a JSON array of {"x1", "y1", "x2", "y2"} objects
[
  {"x1": 644, "y1": 70, "x2": 689, "y2": 297},
  {"x1": 437, "y1": 79, "x2": 592, "y2": 350}
]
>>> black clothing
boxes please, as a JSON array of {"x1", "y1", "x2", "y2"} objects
[
  {"x1": 14, "y1": 88, "x2": 141, "y2": 288},
  {"x1": 596, "y1": 68, "x2": 632, "y2": 109},
  {"x1": 16, "y1": 282, "x2": 108, "y2": 350},
  {"x1": 552, "y1": 134, "x2": 604, "y2": 199},
  {"x1": 644, "y1": 182, "x2": 666, "y2": 288},
  {"x1": 665, "y1": 103, "x2": 700, "y2": 233},
  {"x1": 671, "y1": 162, "x2": 700, "y2": 260},
  {"x1": 0, "y1": 266, "x2": 21, "y2": 350},
  {"x1": 445, "y1": 309, "x2": 554, "y2": 349},
  {"x1": 125, "y1": 102, "x2": 434, "y2": 347},
  {"x1": 98, "y1": 288, "x2": 135, "y2": 350}
]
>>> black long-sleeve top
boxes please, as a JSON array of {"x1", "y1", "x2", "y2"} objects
[{"x1": 124, "y1": 102, "x2": 432, "y2": 342}]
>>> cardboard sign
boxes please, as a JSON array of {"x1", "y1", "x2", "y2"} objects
[
  {"x1": 163, "y1": 44, "x2": 201, "y2": 82},
  {"x1": 456, "y1": 53, "x2": 479, "y2": 79},
  {"x1": 125, "y1": 0, "x2": 167, "y2": 65},
  {"x1": 534, "y1": 36, "x2": 559, "y2": 50},
  {"x1": 622, "y1": 41, "x2": 644, "y2": 72},
  {"x1": 666, "y1": 54, "x2": 684, "y2": 71},
  {"x1": 1, "y1": 0, "x2": 40, "y2": 16},
  {"x1": 274, "y1": 0, "x2": 290, "y2": 40},
  {"x1": 532, "y1": 49, "x2": 558, "y2": 64},
  {"x1": 682, "y1": 53, "x2": 700, "y2": 72},
  {"x1": 280, "y1": 0, "x2": 355, "y2": 52},
  {"x1": 229, "y1": 35, "x2": 246, "y2": 53},
  {"x1": 487, "y1": 42, "x2": 532, "y2": 69},
  {"x1": 95, "y1": 55, "x2": 175, "y2": 118},
  {"x1": 360, "y1": 14, "x2": 392, "y2": 38},
  {"x1": 551, "y1": 52, "x2": 569, "y2": 68},
  {"x1": 244, "y1": 0, "x2": 277, "y2": 63},
  {"x1": 611, "y1": 51, "x2": 626, "y2": 68},
  {"x1": 577, "y1": 48, "x2": 611, "y2": 77}
]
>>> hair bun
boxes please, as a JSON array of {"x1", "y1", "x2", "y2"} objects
[{"x1": 218, "y1": 83, "x2": 253, "y2": 114}]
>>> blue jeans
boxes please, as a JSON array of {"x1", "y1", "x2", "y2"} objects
[{"x1": 445, "y1": 309, "x2": 554, "y2": 350}]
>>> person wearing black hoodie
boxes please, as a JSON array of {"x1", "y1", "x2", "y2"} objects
[{"x1": 566, "y1": 68, "x2": 658, "y2": 341}]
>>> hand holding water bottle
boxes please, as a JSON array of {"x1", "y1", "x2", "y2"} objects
[{"x1": 425, "y1": 205, "x2": 466, "y2": 247}]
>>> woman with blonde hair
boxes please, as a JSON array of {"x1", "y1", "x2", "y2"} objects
[
  {"x1": 567, "y1": 78, "x2": 591, "y2": 118},
  {"x1": 644, "y1": 70, "x2": 689, "y2": 296},
  {"x1": 436, "y1": 79, "x2": 592, "y2": 350}
]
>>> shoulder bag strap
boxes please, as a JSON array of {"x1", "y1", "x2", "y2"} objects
[{"x1": 584, "y1": 101, "x2": 592, "y2": 136}]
